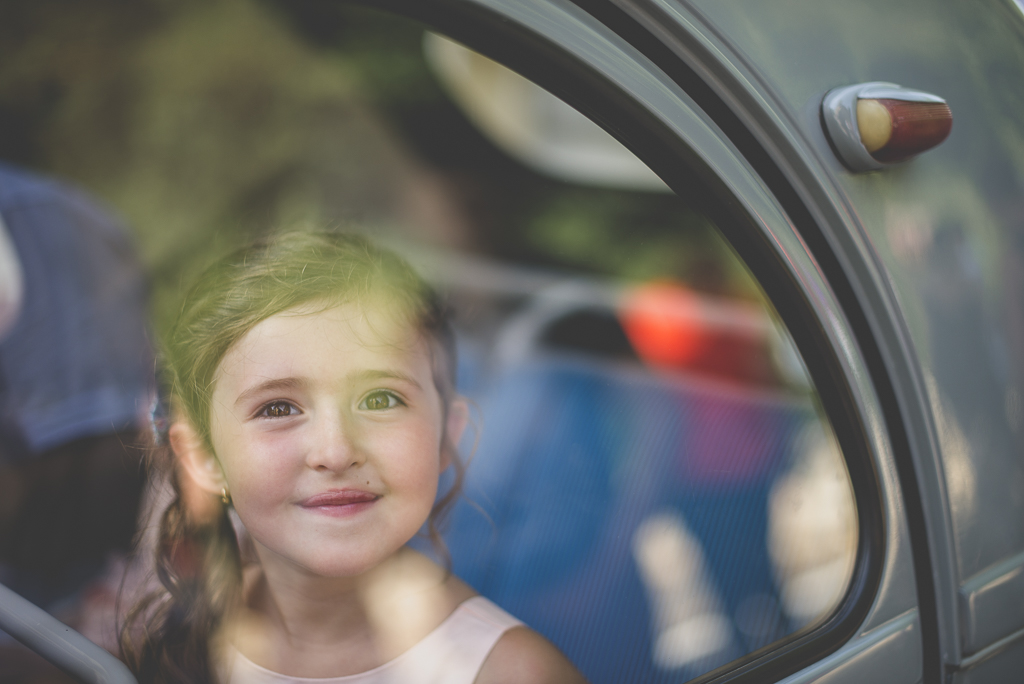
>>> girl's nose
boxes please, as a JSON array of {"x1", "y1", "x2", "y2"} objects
[{"x1": 306, "y1": 413, "x2": 363, "y2": 472}]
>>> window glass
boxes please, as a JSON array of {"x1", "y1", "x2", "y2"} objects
[
  {"x1": 405, "y1": 36, "x2": 858, "y2": 679},
  {"x1": 0, "y1": 2, "x2": 857, "y2": 681}
]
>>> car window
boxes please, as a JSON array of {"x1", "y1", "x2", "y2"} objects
[
  {"x1": 394, "y1": 32, "x2": 859, "y2": 680},
  {"x1": 0, "y1": 2, "x2": 858, "y2": 682}
]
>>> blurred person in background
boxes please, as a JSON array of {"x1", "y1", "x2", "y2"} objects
[{"x1": 0, "y1": 163, "x2": 152, "y2": 671}]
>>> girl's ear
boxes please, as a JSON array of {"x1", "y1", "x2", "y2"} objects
[
  {"x1": 169, "y1": 420, "x2": 225, "y2": 497},
  {"x1": 441, "y1": 397, "x2": 470, "y2": 470}
]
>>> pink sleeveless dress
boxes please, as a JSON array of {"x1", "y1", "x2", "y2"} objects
[{"x1": 224, "y1": 597, "x2": 522, "y2": 684}]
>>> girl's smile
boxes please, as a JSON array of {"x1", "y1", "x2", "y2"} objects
[
  {"x1": 202, "y1": 301, "x2": 462, "y2": 579},
  {"x1": 298, "y1": 488, "x2": 381, "y2": 517}
]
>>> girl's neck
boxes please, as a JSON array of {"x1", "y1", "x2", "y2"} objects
[{"x1": 228, "y1": 547, "x2": 476, "y2": 678}]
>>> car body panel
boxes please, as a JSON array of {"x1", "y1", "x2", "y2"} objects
[{"x1": 778, "y1": 610, "x2": 920, "y2": 684}]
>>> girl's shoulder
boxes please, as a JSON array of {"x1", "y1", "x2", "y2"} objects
[
  {"x1": 384, "y1": 554, "x2": 586, "y2": 684},
  {"x1": 476, "y1": 624, "x2": 588, "y2": 684},
  {"x1": 400, "y1": 553, "x2": 586, "y2": 684}
]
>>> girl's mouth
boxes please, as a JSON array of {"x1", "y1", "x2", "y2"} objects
[{"x1": 299, "y1": 489, "x2": 380, "y2": 516}]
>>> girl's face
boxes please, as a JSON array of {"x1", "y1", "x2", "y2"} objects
[{"x1": 202, "y1": 302, "x2": 459, "y2": 578}]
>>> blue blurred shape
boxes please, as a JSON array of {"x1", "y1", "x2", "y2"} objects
[{"x1": 443, "y1": 355, "x2": 812, "y2": 683}]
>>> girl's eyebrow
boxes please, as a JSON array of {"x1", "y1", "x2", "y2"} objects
[
  {"x1": 233, "y1": 371, "x2": 421, "y2": 407},
  {"x1": 234, "y1": 377, "x2": 306, "y2": 407},
  {"x1": 351, "y1": 369, "x2": 422, "y2": 388}
]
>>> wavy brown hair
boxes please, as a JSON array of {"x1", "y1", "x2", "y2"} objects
[{"x1": 120, "y1": 231, "x2": 464, "y2": 683}]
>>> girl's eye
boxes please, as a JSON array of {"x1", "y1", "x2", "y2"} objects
[
  {"x1": 260, "y1": 401, "x2": 297, "y2": 418},
  {"x1": 360, "y1": 391, "x2": 403, "y2": 411}
]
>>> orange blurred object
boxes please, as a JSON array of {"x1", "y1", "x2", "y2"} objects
[{"x1": 620, "y1": 282, "x2": 708, "y2": 367}]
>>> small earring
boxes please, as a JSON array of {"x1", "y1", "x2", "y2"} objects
[{"x1": 220, "y1": 487, "x2": 232, "y2": 506}]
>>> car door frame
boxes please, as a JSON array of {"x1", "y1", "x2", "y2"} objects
[{"x1": 353, "y1": 0, "x2": 928, "y2": 682}]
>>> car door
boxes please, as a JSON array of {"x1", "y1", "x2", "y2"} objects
[
  {"x1": 360, "y1": 0, "x2": 1024, "y2": 681},
  {"x1": 352, "y1": 0, "x2": 922, "y2": 682}
]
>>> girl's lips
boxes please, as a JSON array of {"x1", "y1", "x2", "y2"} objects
[{"x1": 299, "y1": 489, "x2": 380, "y2": 516}]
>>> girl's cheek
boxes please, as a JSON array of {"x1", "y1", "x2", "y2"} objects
[{"x1": 220, "y1": 434, "x2": 301, "y2": 495}]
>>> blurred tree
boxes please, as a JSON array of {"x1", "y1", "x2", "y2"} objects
[{"x1": 0, "y1": 0, "x2": 761, "y2": 337}]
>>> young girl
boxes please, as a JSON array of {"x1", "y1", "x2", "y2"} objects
[{"x1": 121, "y1": 232, "x2": 586, "y2": 684}]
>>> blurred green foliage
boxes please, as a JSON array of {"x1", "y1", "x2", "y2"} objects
[
  {"x1": 528, "y1": 190, "x2": 749, "y2": 293},
  {"x1": 0, "y1": 0, "x2": 758, "y2": 340}
]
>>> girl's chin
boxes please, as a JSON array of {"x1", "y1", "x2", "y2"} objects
[
  {"x1": 283, "y1": 545, "x2": 414, "y2": 580},
  {"x1": 287, "y1": 555, "x2": 386, "y2": 579},
  {"x1": 249, "y1": 527, "x2": 427, "y2": 579}
]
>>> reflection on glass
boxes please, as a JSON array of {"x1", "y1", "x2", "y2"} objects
[
  {"x1": 768, "y1": 422, "x2": 857, "y2": 626},
  {"x1": 423, "y1": 33, "x2": 668, "y2": 192},
  {"x1": 0, "y1": 3, "x2": 860, "y2": 682},
  {"x1": 435, "y1": 261, "x2": 858, "y2": 682},
  {"x1": 633, "y1": 513, "x2": 735, "y2": 669}
]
